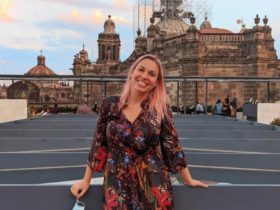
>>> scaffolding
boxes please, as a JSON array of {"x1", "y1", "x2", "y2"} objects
[
  {"x1": 133, "y1": 0, "x2": 213, "y2": 41},
  {"x1": 182, "y1": 0, "x2": 213, "y2": 26},
  {"x1": 133, "y1": 0, "x2": 159, "y2": 40}
]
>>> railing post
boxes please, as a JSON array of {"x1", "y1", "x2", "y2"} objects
[
  {"x1": 205, "y1": 78, "x2": 208, "y2": 115},
  {"x1": 184, "y1": 78, "x2": 187, "y2": 114},
  {"x1": 79, "y1": 77, "x2": 82, "y2": 104},
  {"x1": 104, "y1": 81, "x2": 107, "y2": 98},
  {"x1": 195, "y1": 81, "x2": 198, "y2": 105},
  {"x1": 267, "y1": 81, "x2": 270, "y2": 103},
  {"x1": 177, "y1": 81, "x2": 179, "y2": 115},
  {"x1": 100, "y1": 78, "x2": 103, "y2": 102},
  {"x1": 86, "y1": 80, "x2": 89, "y2": 105}
]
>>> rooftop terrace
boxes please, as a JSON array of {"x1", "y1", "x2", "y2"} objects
[{"x1": 1, "y1": 114, "x2": 280, "y2": 209}]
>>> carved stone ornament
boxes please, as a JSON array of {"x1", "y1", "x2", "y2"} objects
[
  {"x1": 263, "y1": 15, "x2": 268, "y2": 26},
  {"x1": 255, "y1": 14, "x2": 260, "y2": 25},
  {"x1": 190, "y1": 14, "x2": 196, "y2": 25}
]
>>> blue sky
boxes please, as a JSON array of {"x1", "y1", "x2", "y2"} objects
[{"x1": 0, "y1": 0, "x2": 279, "y2": 75}]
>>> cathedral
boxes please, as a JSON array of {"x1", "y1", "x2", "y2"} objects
[
  {"x1": 7, "y1": 54, "x2": 73, "y2": 104},
  {"x1": 72, "y1": 0, "x2": 280, "y2": 108}
]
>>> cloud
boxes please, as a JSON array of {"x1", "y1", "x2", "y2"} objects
[
  {"x1": 58, "y1": 9, "x2": 131, "y2": 27},
  {"x1": 10, "y1": 39, "x2": 47, "y2": 50},
  {"x1": 113, "y1": 0, "x2": 132, "y2": 11},
  {"x1": 0, "y1": 13, "x2": 15, "y2": 22},
  {"x1": 0, "y1": 0, "x2": 16, "y2": 22},
  {"x1": 0, "y1": 26, "x2": 48, "y2": 50},
  {"x1": 0, "y1": 21, "x2": 84, "y2": 50},
  {"x1": 38, "y1": 0, "x2": 106, "y2": 8},
  {"x1": 37, "y1": 0, "x2": 132, "y2": 11},
  {"x1": 51, "y1": 28, "x2": 84, "y2": 41}
]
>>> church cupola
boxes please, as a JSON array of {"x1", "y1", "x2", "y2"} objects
[
  {"x1": 200, "y1": 14, "x2": 212, "y2": 30},
  {"x1": 97, "y1": 15, "x2": 121, "y2": 64},
  {"x1": 104, "y1": 15, "x2": 116, "y2": 34},
  {"x1": 37, "y1": 54, "x2": 46, "y2": 65}
]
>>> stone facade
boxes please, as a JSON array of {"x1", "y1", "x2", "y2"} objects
[
  {"x1": 72, "y1": 1, "x2": 280, "y2": 108},
  {"x1": 0, "y1": 84, "x2": 7, "y2": 99},
  {"x1": 72, "y1": 15, "x2": 123, "y2": 105}
]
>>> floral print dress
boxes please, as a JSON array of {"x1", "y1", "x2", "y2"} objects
[{"x1": 88, "y1": 96, "x2": 187, "y2": 210}]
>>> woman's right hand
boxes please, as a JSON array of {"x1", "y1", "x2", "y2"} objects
[{"x1": 70, "y1": 179, "x2": 90, "y2": 199}]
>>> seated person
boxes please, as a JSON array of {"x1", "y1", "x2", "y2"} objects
[
  {"x1": 179, "y1": 106, "x2": 184, "y2": 114},
  {"x1": 222, "y1": 99, "x2": 231, "y2": 116},
  {"x1": 213, "y1": 99, "x2": 223, "y2": 115},
  {"x1": 50, "y1": 104, "x2": 59, "y2": 114},
  {"x1": 35, "y1": 105, "x2": 50, "y2": 116},
  {"x1": 195, "y1": 102, "x2": 204, "y2": 114}
]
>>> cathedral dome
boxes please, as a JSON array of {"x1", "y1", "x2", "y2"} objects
[
  {"x1": 200, "y1": 16, "x2": 212, "y2": 30},
  {"x1": 104, "y1": 15, "x2": 115, "y2": 34},
  {"x1": 26, "y1": 55, "x2": 56, "y2": 76},
  {"x1": 155, "y1": 19, "x2": 189, "y2": 38}
]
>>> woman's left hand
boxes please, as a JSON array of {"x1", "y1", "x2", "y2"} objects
[
  {"x1": 180, "y1": 167, "x2": 208, "y2": 188},
  {"x1": 184, "y1": 179, "x2": 208, "y2": 188}
]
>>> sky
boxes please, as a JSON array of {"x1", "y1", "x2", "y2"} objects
[{"x1": 0, "y1": 0, "x2": 280, "y2": 76}]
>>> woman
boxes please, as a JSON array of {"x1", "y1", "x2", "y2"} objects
[{"x1": 71, "y1": 54, "x2": 207, "y2": 209}]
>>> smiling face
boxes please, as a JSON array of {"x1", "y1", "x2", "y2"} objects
[{"x1": 130, "y1": 58, "x2": 159, "y2": 96}]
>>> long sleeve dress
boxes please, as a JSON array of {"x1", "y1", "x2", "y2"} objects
[{"x1": 88, "y1": 96, "x2": 187, "y2": 210}]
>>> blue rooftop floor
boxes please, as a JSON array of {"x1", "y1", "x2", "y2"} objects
[{"x1": 0, "y1": 114, "x2": 280, "y2": 184}]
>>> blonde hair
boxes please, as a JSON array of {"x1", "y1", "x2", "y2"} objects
[{"x1": 119, "y1": 54, "x2": 171, "y2": 123}]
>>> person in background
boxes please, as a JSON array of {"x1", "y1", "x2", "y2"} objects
[
  {"x1": 231, "y1": 93, "x2": 238, "y2": 118},
  {"x1": 222, "y1": 98, "x2": 231, "y2": 116},
  {"x1": 93, "y1": 102, "x2": 99, "y2": 114},
  {"x1": 195, "y1": 101, "x2": 204, "y2": 114},
  {"x1": 50, "y1": 104, "x2": 59, "y2": 114},
  {"x1": 213, "y1": 99, "x2": 223, "y2": 115},
  {"x1": 179, "y1": 105, "x2": 184, "y2": 114},
  {"x1": 29, "y1": 106, "x2": 37, "y2": 117},
  {"x1": 36, "y1": 105, "x2": 50, "y2": 116},
  {"x1": 70, "y1": 54, "x2": 207, "y2": 209}
]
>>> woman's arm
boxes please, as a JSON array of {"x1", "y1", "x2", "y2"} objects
[
  {"x1": 71, "y1": 165, "x2": 94, "y2": 198},
  {"x1": 71, "y1": 97, "x2": 113, "y2": 198},
  {"x1": 180, "y1": 167, "x2": 208, "y2": 188}
]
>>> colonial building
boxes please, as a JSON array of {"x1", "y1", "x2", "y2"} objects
[
  {"x1": 72, "y1": 1, "x2": 280, "y2": 108},
  {"x1": 7, "y1": 54, "x2": 73, "y2": 103},
  {"x1": 0, "y1": 83, "x2": 7, "y2": 99},
  {"x1": 72, "y1": 15, "x2": 122, "y2": 104}
]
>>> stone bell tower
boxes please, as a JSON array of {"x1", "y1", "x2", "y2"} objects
[{"x1": 97, "y1": 15, "x2": 121, "y2": 64}]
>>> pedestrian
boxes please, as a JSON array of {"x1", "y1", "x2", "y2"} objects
[
  {"x1": 231, "y1": 93, "x2": 238, "y2": 118},
  {"x1": 70, "y1": 54, "x2": 207, "y2": 209},
  {"x1": 93, "y1": 102, "x2": 99, "y2": 114}
]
